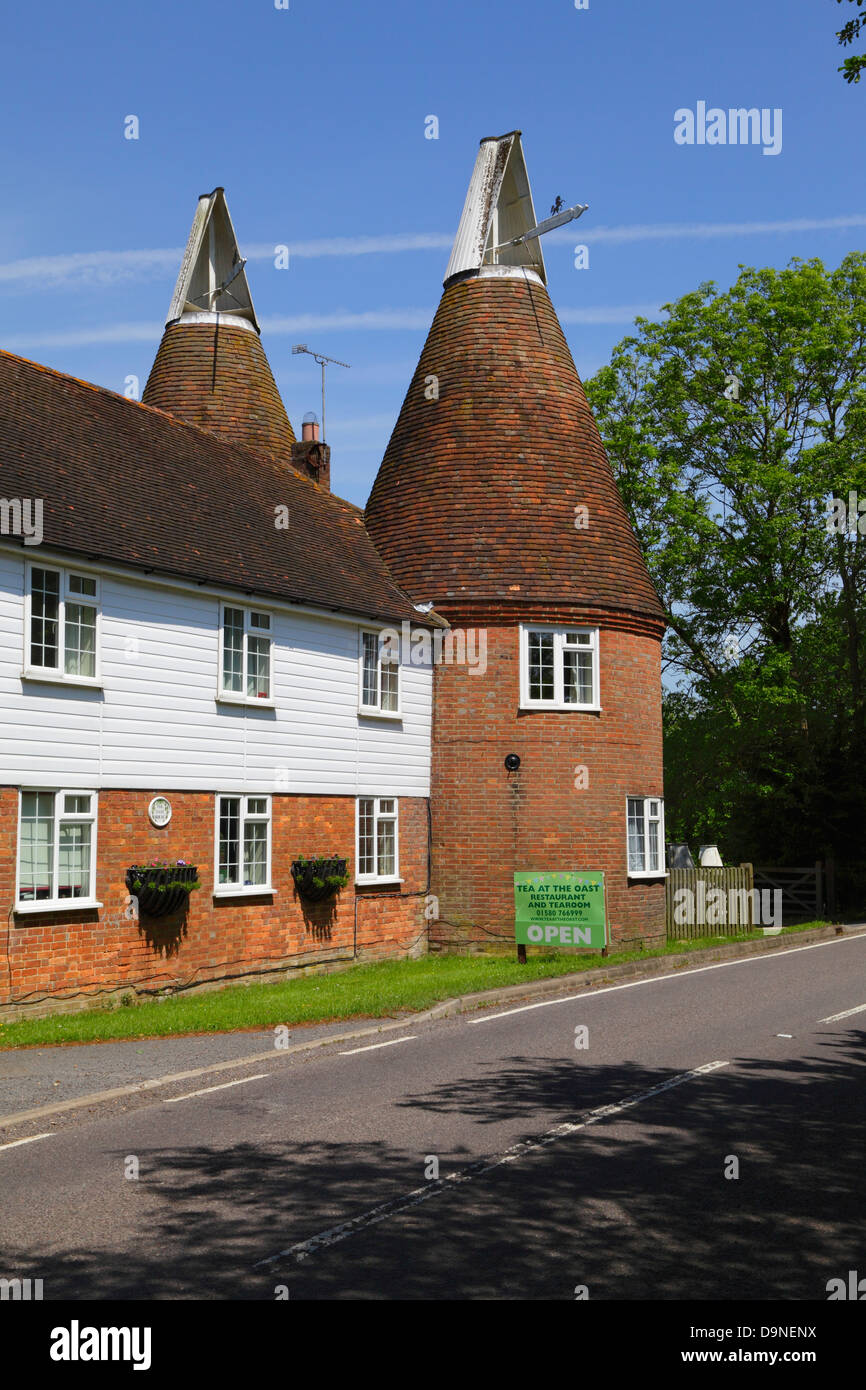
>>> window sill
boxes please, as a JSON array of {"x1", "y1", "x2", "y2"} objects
[
  {"x1": 355, "y1": 877, "x2": 404, "y2": 887},
  {"x1": 519, "y1": 702, "x2": 601, "y2": 714},
  {"x1": 15, "y1": 899, "x2": 103, "y2": 915},
  {"x1": 358, "y1": 707, "x2": 403, "y2": 721},
  {"x1": 21, "y1": 669, "x2": 102, "y2": 689},
  {"x1": 627, "y1": 871, "x2": 669, "y2": 880},
  {"x1": 213, "y1": 886, "x2": 274, "y2": 898},
  {"x1": 216, "y1": 693, "x2": 276, "y2": 709}
]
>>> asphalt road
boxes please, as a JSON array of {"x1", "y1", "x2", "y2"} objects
[
  {"x1": 0, "y1": 1016, "x2": 389, "y2": 1117},
  {"x1": 1, "y1": 933, "x2": 864, "y2": 1301}
]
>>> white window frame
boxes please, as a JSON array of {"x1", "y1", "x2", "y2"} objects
[
  {"x1": 214, "y1": 794, "x2": 273, "y2": 895},
  {"x1": 14, "y1": 789, "x2": 101, "y2": 913},
  {"x1": 23, "y1": 562, "x2": 102, "y2": 687},
  {"x1": 626, "y1": 795, "x2": 666, "y2": 878},
  {"x1": 217, "y1": 603, "x2": 275, "y2": 707},
  {"x1": 519, "y1": 624, "x2": 600, "y2": 711},
  {"x1": 355, "y1": 796, "x2": 401, "y2": 884},
  {"x1": 358, "y1": 627, "x2": 402, "y2": 719}
]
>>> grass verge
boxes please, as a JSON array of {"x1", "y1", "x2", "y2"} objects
[{"x1": 0, "y1": 921, "x2": 830, "y2": 1050}]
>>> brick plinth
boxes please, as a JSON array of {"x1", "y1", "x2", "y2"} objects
[
  {"x1": 0, "y1": 790, "x2": 428, "y2": 1020},
  {"x1": 428, "y1": 625, "x2": 665, "y2": 952}
]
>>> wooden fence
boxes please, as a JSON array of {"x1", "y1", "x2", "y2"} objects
[
  {"x1": 666, "y1": 864, "x2": 756, "y2": 940},
  {"x1": 668, "y1": 860, "x2": 864, "y2": 936}
]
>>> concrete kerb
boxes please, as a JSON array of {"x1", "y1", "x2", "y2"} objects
[{"x1": 1, "y1": 921, "x2": 862, "y2": 1132}]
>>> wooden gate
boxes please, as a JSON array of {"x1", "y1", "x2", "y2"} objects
[{"x1": 754, "y1": 863, "x2": 825, "y2": 922}]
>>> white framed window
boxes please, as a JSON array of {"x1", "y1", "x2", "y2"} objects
[
  {"x1": 626, "y1": 796, "x2": 665, "y2": 877},
  {"x1": 219, "y1": 604, "x2": 274, "y2": 703},
  {"x1": 519, "y1": 625, "x2": 600, "y2": 710},
  {"x1": 24, "y1": 564, "x2": 100, "y2": 684},
  {"x1": 15, "y1": 790, "x2": 100, "y2": 911},
  {"x1": 358, "y1": 628, "x2": 401, "y2": 717},
  {"x1": 356, "y1": 797, "x2": 400, "y2": 883},
  {"x1": 215, "y1": 794, "x2": 272, "y2": 894}
]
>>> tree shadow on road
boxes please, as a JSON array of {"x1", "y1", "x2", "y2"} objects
[{"x1": 3, "y1": 1030, "x2": 864, "y2": 1300}]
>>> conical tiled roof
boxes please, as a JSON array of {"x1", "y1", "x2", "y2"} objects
[
  {"x1": 142, "y1": 188, "x2": 296, "y2": 461},
  {"x1": 365, "y1": 270, "x2": 665, "y2": 627},
  {"x1": 143, "y1": 322, "x2": 295, "y2": 460}
]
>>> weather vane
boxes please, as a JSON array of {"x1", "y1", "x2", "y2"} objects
[{"x1": 489, "y1": 200, "x2": 589, "y2": 254}]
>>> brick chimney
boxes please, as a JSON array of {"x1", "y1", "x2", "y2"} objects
[{"x1": 291, "y1": 413, "x2": 330, "y2": 489}]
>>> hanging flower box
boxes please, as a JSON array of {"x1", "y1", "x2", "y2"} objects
[
  {"x1": 291, "y1": 855, "x2": 349, "y2": 903},
  {"x1": 126, "y1": 862, "x2": 201, "y2": 918}
]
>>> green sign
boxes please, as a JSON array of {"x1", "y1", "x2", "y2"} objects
[{"x1": 514, "y1": 871, "x2": 606, "y2": 949}]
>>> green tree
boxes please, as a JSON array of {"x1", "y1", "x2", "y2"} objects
[
  {"x1": 585, "y1": 254, "x2": 866, "y2": 867},
  {"x1": 837, "y1": 0, "x2": 866, "y2": 84}
]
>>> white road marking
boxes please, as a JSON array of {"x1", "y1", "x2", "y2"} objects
[
  {"x1": 819, "y1": 1002, "x2": 866, "y2": 1023},
  {"x1": 163, "y1": 1073, "x2": 270, "y2": 1103},
  {"x1": 339, "y1": 1037, "x2": 417, "y2": 1056},
  {"x1": 469, "y1": 935, "x2": 865, "y2": 1026},
  {"x1": 252, "y1": 1059, "x2": 729, "y2": 1268},
  {"x1": 776, "y1": 1033, "x2": 793, "y2": 1038},
  {"x1": 0, "y1": 1132, "x2": 52, "y2": 1153}
]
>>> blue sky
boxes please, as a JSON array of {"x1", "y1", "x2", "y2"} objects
[{"x1": 0, "y1": 0, "x2": 862, "y2": 506}]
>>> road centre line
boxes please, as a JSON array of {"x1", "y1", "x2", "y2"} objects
[
  {"x1": 0, "y1": 1132, "x2": 52, "y2": 1153},
  {"x1": 163, "y1": 1073, "x2": 270, "y2": 1103},
  {"x1": 468, "y1": 935, "x2": 865, "y2": 1026},
  {"x1": 339, "y1": 1037, "x2": 417, "y2": 1056},
  {"x1": 252, "y1": 1059, "x2": 729, "y2": 1268},
  {"x1": 819, "y1": 1002, "x2": 866, "y2": 1023}
]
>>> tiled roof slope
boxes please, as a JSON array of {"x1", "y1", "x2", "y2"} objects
[
  {"x1": 142, "y1": 322, "x2": 296, "y2": 463},
  {"x1": 0, "y1": 349, "x2": 440, "y2": 626},
  {"x1": 365, "y1": 275, "x2": 665, "y2": 627}
]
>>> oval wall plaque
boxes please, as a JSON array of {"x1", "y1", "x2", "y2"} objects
[{"x1": 148, "y1": 796, "x2": 172, "y2": 828}]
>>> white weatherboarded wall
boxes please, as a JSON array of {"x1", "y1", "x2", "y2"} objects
[{"x1": 0, "y1": 549, "x2": 432, "y2": 797}]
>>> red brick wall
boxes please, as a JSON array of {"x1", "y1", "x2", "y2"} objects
[
  {"x1": 429, "y1": 623, "x2": 665, "y2": 951},
  {"x1": 0, "y1": 790, "x2": 428, "y2": 1018}
]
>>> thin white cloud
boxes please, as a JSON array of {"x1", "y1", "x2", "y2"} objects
[
  {"x1": 5, "y1": 302, "x2": 664, "y2": 351},
  {"x1": 0, "y1": 235, "x2": 451, "y2": 293},
  {"x1": 4, "y1": 322, "x2": 162, "y2": 350},
  {"x1": 548, "y1": 214, "x2": 866, "y2": 245},
  {"x1": 1, "y1": 214, "x2": 861, "y2": 294},
  {"x1": 559, "y1": 303, "x2": 664, "y2": 325},
  {"x1": 262, "y1": 309, "x2": 433, "y2": 333},
  {"x1": 0, "y1": 250, "x2": 180, "y2": 289},
  {"x1": 245, "y1": 234, "x2": 452, "y2": 260}
]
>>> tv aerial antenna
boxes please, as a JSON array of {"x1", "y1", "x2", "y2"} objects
[{"x1": 292, "y1": 345, "x2": 351, "y2": 443}]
